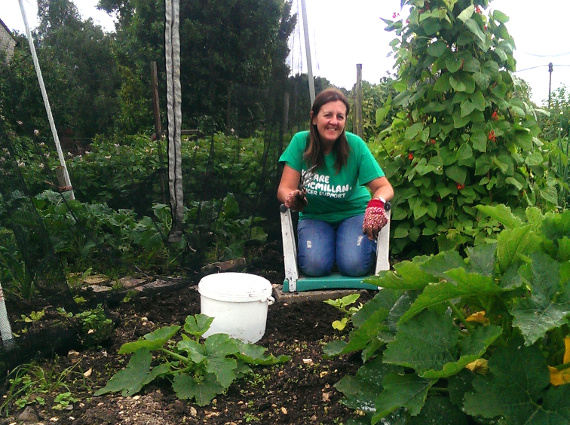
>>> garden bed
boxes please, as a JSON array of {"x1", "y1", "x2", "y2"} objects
[{"x1": 0, "y1": 270, "x2": 375, "y2": 424}]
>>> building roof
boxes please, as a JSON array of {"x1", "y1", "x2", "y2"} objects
[{"x1": 0, "y1": 18, "x2": 15, "y2": 39}]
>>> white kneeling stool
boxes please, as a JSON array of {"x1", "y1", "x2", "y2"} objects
[{"x1": 279, "y1": 204, "x2": 391, "y2": 292}]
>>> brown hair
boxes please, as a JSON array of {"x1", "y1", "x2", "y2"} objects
[{"x1": 303, "y1": 88, "x2": 350, "y2": 173}]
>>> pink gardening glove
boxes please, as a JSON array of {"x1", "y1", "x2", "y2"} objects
[
  {"x1": 285, "y1": 189, "x2": 307, "y2": 212},
  {"x1": 363, "y1": 198, "x2": 388, "y2": 240}
]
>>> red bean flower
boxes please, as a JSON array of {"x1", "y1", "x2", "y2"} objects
[
  {"x1": 457, "y1": 183, "x2": 465, "y2": 190},
  {"x1": 488, "y1": 131, "x2": 496, "y2": 142},
  {"x1": 491, "y1": 111, "x2": 499, "y2": 121},
  {"x1": 408, "y1": 152, "x2": 414, "y2": 160}
]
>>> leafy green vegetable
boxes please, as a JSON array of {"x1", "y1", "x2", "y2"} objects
[
  {"x1": 328, "y1": 205, "x2": 570, "y2": 424},
  {"x1": 95, "y1": 314, "x2": 289, "y2": 405}
]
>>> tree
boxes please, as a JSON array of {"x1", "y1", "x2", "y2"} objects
[
  {"x1": 99, "y1": 0, "x2": 295, "y2": 137},
  {"x1": 375, "y1": 0, "x2": 559, "y2": 257},
  {"x1": 0, "y1": 0, "x2": 120, "y2": 140}
]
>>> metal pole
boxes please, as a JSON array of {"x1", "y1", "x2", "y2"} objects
[
  {"x1": 548, "y1": 62, "x2": 553, "y2": 108},
  {"x1": 300, "y1": 0, "x2": 315, "y2": 105},
  {"x1": 18, "y1": 0, "x2": 75, "y2": 199},
  {"x1": 0, "y1": 282, "x2": 15, "y2": 350}
]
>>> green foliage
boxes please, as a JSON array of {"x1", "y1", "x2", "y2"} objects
[
  {"x1": 68, "y1": 304, "x2": 114, "y2": 348},
  {"x1": 0, "y1": 229, "x2": 36, "y2": 300},
  {"x1": 373, "y1": 0, "x2": 559, "y2": 257},
  {"x1": 30, "y1": 191, "x2": 172, "y2": 274},
  {"x1": 1, "y1": 0, "x2": 120, "y2": 139},
  {"x1": 327, "y1": 205, "x2": 570, "y2": 424},
  {"x1": 0, "y1": 133, "x2": 272, "y2": 299},
  {"x1": 324, "y1": 294, "x2": 363, "y2": 331},
  {"x1": 346, "y1": 79, "x2": 399, "y2": 143},
  {"x1": 539, "y1": 85, "x2": 570, "y2": 142},
  {"x1": 539, "y1": 86, "x2": 570, "y2": 207},
  {"x1": 0, "y1": 360, "x2": 84, "y2": 416},
  {"x1": 98, "y1": 0, "x2": 295, "y2": 137},
  {"x1": 95, "y1": 313, "x2": 289, "y2": 406}
]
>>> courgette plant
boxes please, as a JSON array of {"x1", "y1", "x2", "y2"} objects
[
  {"x1": 95, "y1": 314, "x2": 289, "y2": 406},
  {"x1": 325, "y1": 205, "x2": 570, "y2": 424}
]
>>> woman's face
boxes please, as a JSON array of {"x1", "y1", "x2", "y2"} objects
[{"x1": 311, "y1": 100, "x2": 347, "y2": 146}]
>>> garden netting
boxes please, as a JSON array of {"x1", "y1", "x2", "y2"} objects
[{"x1": 0, "y1": 118, "x2": 70, "y2": 305}]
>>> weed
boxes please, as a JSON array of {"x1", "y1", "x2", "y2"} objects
[{"x1": 0, "y1": 360, "x2": 84, "y2": 416}]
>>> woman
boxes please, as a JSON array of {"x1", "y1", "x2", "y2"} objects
[{"x1": 277, "y1": 88, "x2": 394, "y2": 277}]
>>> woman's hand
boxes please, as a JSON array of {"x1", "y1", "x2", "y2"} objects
[
  {"x1": 362, "y1": 198, "x2": 388, "y2": 240},
  {"x1": 285, "y1": 189, "x2": 308, "y2": 212}
]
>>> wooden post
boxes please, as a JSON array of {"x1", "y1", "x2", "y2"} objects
[
  {"x1": 354, "y1": 64, "x2": 363, "y2": 137},
  {"x1": 151, "y1": 61, "x2": 167, "y2": 204}
]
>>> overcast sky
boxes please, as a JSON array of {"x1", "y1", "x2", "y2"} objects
[{"x1": 3, "y1": 0, "x2": 569, "y2": 105}]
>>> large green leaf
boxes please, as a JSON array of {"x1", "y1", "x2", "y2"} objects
[
  {"x1": 463, "y1": 339, "x2": 570, "y2": 423},
  {"x1": 205, "y1": 357, "x2": 237, "y2": 388},
  {"x1": 233, "y1": 335, "x2": 291, "y2": 366},
  {"x1": 234, "y1": 340, "x2": 290, "y2": 365},
  {"x1": 366, "y1": 258, "x2": 436, "y2": 291},
  {"x1": 471, "y1": 132, "x2": 488, "y2": 153},
  {"x1": 457, "y1": 5, "x2": 474, "y2": 23},
  {"x1": 352, "y1": 288, "x2": 403, "y2": 329},
  {"x1": 184, "y1": 314, "x2": 214, "y2": 337},
  {"x1": 408, "y1": 396, "x2": 470, "y2": 425},
  {"x1": 405, "y1": 122, "x2": 425, "y2": 139},
  {"x1": 465, "y1": 19, "x2": 486, "y2": 44},
  {"x1": 457, "y1": 143, "x2": 473, "y2": 161},
  {"x1": 337, "y1": 309, "x2": 390, "y2": 356},
  {"x1": 427, "y1": 40, "x2": 448, "y2": 57},
  {"x1": 335, "y1": 356, "x2": 404, "y2": 423},
  {"x1": 204, "y1": 333, "x2": 239, "y2": 357},
  {"x1": 372, "y1": 373, "x2": 437, "y2": 423},
  {"x1": 465, "y1": 243, "x2": 497, "y2": 276},
  {"x1": 509, "y1": 251, "x2": 570, "y2": 345},
  {"x1": 119, "y1": 325, "x2": 181, "y2": 354},
  {"x1": 385, "y1": 310, "x2": 501, "y2": 378},
  {"x1": 476, "y1": 204, "x2": 523, "y2": 228},
  {"x1": 492, "y1": 10, "x2": 510, "y2": 24},
  {"x1": 445, "y1": 165, "x2": 467, "y2": 184},
  {"x1": 434, "y1": 73, "x2": 451, "y2": 92},
  {"x1": 446, "y1": 56, "x2": 463, "y2": 73},
  {"x1": 95, "y1": 348, "x2": 170, "y2": 396},
  {"x1": 542, "y1": 210, "x2": 570, "y2": 242},
  {"x1": 399, "y1": 269, "x2": 502, "y2": 323},
  {"x1": 177, "y1": 337, "x2": 206, "y2": 363},
  {"x1": 172, "y1": 372, "x2": 225, "y2": 406},
  {"x1": 420, "y1": 251, "x2": 465, "y2": 278},
  {"x1": 496, "y1": 226, "x2": 541, "y2": 273}
]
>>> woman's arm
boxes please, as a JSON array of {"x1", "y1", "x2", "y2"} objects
[
  {"x1": 278, "y1": 165, "x2": 307, "y2": 211},
  {"x1": 367, "y1": 176, "x2": 394, "y2": 202}
]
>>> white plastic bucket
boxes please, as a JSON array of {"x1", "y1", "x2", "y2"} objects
[{"x1": 198, "y1": 272, "x2": 274, "y2": 343}]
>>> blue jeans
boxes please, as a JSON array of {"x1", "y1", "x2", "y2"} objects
[{"x1": 297, "y1": 214, "x2": 376, "y2": 277}]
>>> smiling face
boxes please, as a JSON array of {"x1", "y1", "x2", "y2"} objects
[{"x1": 311, "y1": 100, "x2": 347, "y2": 150}]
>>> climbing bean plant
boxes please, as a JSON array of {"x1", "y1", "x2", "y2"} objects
[{"x1": 374, "y1": 0, "x2": 560, "y2": 257}]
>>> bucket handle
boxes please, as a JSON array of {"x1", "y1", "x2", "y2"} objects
[{"x1": 266, "y1": 295, "x2": 275, "y2": 306}]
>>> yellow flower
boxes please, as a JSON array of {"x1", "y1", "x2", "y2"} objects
[
  {"x1": 465, "y1": 358, "x2": 489, "y2": 374},
  {"x1": 465, "y1": 311, "x2": 490, "y2": 325},
  {"x1": 549, "y1": 337, "x2": 570, "y2": 386}
]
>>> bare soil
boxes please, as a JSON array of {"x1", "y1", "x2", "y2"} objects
[{"x1": 0, "y1": 254, "x2": 374, "y2": 424}]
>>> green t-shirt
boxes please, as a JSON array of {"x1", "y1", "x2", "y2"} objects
[{"x1": 279, "y1": 131, "x2": 385, "y2": 224}]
